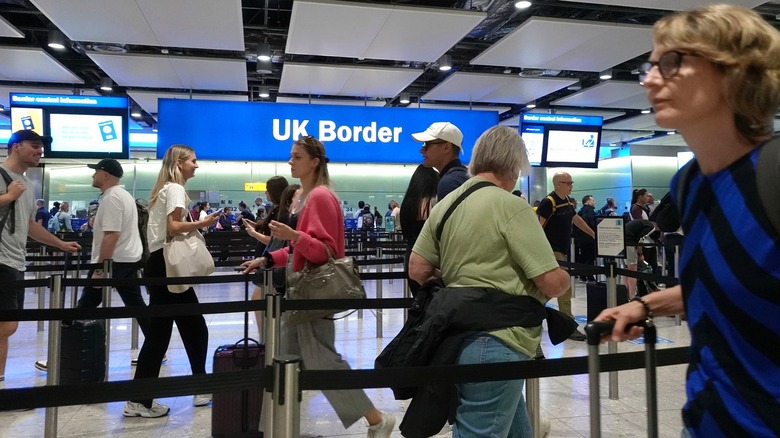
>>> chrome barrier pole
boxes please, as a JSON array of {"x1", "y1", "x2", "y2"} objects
[
  {"x1": 570, "y1": 241, "x2": 576, "y2": 298},
  {"x1": 376, "y1": 261, "x2": 383, "y2": 339},
  {"x1": 69, "y1": 252, "x2": 80, "y2": 308},
  {"x1": 674, "y1": 246, "x2": 682, "y2": 326},
  {"x1": 605, "y1": 262, "x2": 619, "y2": 400},
  {"x1": 102, "y1": 259, "x2": 113, "y2": 381},
  {"x1": 36, "y1": 247, "x2": 46, "y2": 332},
  {"x1": 261, "y1": 291, "x2": 282, "y2": 435},
  {"x1": 645, "y1": 321, "x2": 659, "y2": 438},
  {"x1": 44, "y1": 274, "x2": 64, "y2": 438},
  {"x1": 130, "y1": 268, "x2": 143, "y2": 351},
  {"x1": 526, "y1": 378, "x2": 541, "y2": 438},
  {"x1": 272, "y1": 354, "x2": 301, "y2": 438},
  {"x1": 403, "y1": 277, "x2": 409, "y2": 322},
  {"x1": 357, "y1": 261, "x2": 364, "y2": 320}
]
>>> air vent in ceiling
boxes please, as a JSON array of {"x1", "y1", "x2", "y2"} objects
[{"x1": 91, "y1": 43, "x2": 128, "y2": 54}]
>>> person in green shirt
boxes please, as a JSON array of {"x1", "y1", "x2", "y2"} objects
[{"x1": 410, "y1": 125, "x2": 569, "y2": 437}]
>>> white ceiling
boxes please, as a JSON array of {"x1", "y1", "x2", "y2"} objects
[
  {"x1": 0, "y1": 47, "x2": 83, "y2": 84},
  {"x1": 287, "y1": 0, "x2": 485, "y2": 62},
  {"x1": 128, "y1": 91, "x2": 248, "y2": 115},
  {"x1": 560, "y1": 0, "x2": 767, "y2": 11},
  {"x1": 0, "y1": 16, "x2": 22, "y2": 38},
  {"x1": 552, "y1": 81, "x2": 650, "y2": 109},
  {"x1": 279, "y1": 63, "x2": 422, "y2": 98},
  {"x1": 88, "y1": 53, "x2": 248, "y2": 92},
  {"x1": 30, "y1": 0, "x2": 245, "y2": 51},
  {"x1": 471, "y1": 17, "x2": 653, "y2": 72},
  {"x1": 423, "y1": 72, "x2": 577, "y2": 104}
]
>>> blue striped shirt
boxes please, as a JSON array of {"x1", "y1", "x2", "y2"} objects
[{"x1": 672, "y1": 143, "x2": 780, "y2": 437}]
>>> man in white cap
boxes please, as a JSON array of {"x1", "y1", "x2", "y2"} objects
[{"x1": 412, "y1": 122, "x2": 469, "y2": 200}]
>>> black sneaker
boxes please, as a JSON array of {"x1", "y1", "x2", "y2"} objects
[{"x1": 568, "y1": 329, "x2": 587, "y2": 341}]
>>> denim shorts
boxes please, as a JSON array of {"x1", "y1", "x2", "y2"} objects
[{"x1": 0, "y1": 264, "x2": 25, "y2": 310}]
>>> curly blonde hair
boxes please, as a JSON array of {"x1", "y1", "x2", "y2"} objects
[{"x1": 653, "y1": 4, "x2": 780, "y2": 142}]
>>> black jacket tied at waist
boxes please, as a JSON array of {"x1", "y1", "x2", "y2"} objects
[{"x1": 375, "y1": 282, "x2": 577, "y2": 438}]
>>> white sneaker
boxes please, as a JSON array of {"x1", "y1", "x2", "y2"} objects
[
  {"x1": 193, "y1": 394, "x2": 212, "y2": 407},
  {"x1": 131, "y1": 354, "x2": 167, "y2": 366},
  {"x1": 540, "y1": 416, "x2": 551, "y2": 437},
  {"x1": 122, "y1": 401, "x2": 170, "y2": 418},
  {"x1": 367, "y1": 413, "x2": 396, "y2": 438},
  {"x1": 34, "y1": 360, "x2": 47, "y2": 371}
]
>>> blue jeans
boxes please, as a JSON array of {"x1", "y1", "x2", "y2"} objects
[{"x1": 454, "y1": 334, "x2": 532, "y2": 438}]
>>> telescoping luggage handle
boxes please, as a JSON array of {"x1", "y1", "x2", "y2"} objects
[{"x1": 585, "y1": 320, "x2": 658, "y2": 438}]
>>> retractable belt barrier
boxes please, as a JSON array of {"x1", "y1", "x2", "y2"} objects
[{"x1": 557, "y1": 260, "x2": 680, "y2": 287}]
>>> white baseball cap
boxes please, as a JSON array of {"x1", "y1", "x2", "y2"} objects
[{"x1": 411, "y1": 122, "x2": 463, "y2": 150}]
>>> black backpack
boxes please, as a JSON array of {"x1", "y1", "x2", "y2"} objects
[
  {"x1": 649, "y1": 191, "x2": 679, "y2": 232},
  {"x1": 361, "y1": 212, "x2": 374, "y2": 229}
]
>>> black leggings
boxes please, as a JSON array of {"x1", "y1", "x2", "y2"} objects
[{"x1": 132, "y1": 249, "x2": 209, "y2": 406}]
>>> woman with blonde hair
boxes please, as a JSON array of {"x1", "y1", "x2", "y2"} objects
[
  {"x1": 123, "y1": 144, "x2": 219, "y2": 418},
  {"x1": 242, "y1": 136, "x2": 395, "y2": 437}
]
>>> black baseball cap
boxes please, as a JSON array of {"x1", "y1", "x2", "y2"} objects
[
  {"x1": 87, "y1": 158, "x2": 124, "y2": 178},
  {"x1": 7, "y1": 130, "x2": 52, "y2": 149}
]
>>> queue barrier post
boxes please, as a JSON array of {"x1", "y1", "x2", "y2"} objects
[
  {"x1": 570, "y1": 241, "x2": 576, "y2": 298},
  {"x1": 526, "y1": 377, "x2": 541, "y2": 438},
  {"x1": 44, "y1": 274, "x2": 64, "y2": 438},
  {"x1": 605, "y1": 261, "x2": 619, "y2": 400},
  {"x1": 102, "y1": 259, "x2": 113, "y2": 381},
  {"x1": 376, "y1": 261, "x2": 383, "y2": 339},
  {"x1": 69, "y1": 251, "x2": 80, "y2": 308},
  {"x1": 272, "y1": 354, "x2": 301, "y2": 438},
  {"x1": 131, "y1": 268, "x2": 143, "y2": 351},
  {"x1": 674, "y1": 247, "x2": 682, "y2": 326},
  {"x1": 262, "y1": 290, "x2": 282, "y2": 435},
  {"x1": 36, "y1": 246, "x2": 46, "y2": 332}
]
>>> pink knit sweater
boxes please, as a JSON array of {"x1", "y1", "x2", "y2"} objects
[{"x1": 269, "y1": 186, "x2": 345, "y2": 272}]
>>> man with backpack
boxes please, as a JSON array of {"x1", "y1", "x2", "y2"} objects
[
  {"x1": 537, "y1": 172, "x2": 595, "y2": 341},
  {"x1": 0, "y1": 130, "x2": 81, "y2": 382},
  {"x1": 34, "y1": 159, "x2": 152, "y2": 371}
]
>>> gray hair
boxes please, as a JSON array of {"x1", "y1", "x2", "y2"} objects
[{"x1": 468, "y1": 126, "x2": 530, "y2": 180}]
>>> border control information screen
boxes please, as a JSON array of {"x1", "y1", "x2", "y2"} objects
[{"x1": 520, "y1": 114, "x2": 603, "y2": 168}]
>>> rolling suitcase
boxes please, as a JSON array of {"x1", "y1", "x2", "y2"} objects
[
  {"x1": 585, "y1": 320, "x2": 658, "y2": 438},
  {"x1": 212, "y1": 273, "x2": 265, "y2": 438},
  {"x1": 586, "y1": 281, "x2": 629, "y2": 322},
  {"x1": 59, "y1": 319, "x2": 106, "y2": 384}
]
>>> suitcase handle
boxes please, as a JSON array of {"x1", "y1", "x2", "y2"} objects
[
  {"x1": 232, "y1": 337, "x2": 262, "y2": 368},
  {"x1": 585, "y1": 320, "x2": 647, "y2": 346}
]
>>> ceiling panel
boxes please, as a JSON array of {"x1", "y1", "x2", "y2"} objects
[
  {"x1": 32, "y1": 0, "x2": 244, "y2": 50},
  {"x1": 605, "y1": 113, "x2": 663, "y2": 131},
  {"x1": 559, "y1": 0, "x2": 766, "y2": 11},
  {"x1": 128, "y1": 91, "x2": 248, "y2": 114},
  {"x1": 552, "y1": 81, "x2": 649, "y2": 109},
  {"x1": 471, "y1": 17, "x2": 653, "y2": 72},
  {"x1": 422, "y1": 72, "x2": 575, "y2": 104},
  {"x1": 415, "y1": 103, "x2": 511, "y2": 114},
  {"x1": 601, "y1": 130, "x2": 654, "y2": 145},
  {"x1": 287, "y1": 0, "x2": 485, "y2": 62},
  {"x1": 89, "y1": 53, "x2": 247, "y2": 91},
  {"x1": 0, "y1": 47, "x2": 83, "y2": 84},
  {"x1": 0, "y1": 16, "x2": 23, "y2": 38},
  {"x1": 279, "y1": 63, "x2": 421, "y2": 98},
  {"x1": 631, "y1": 133, "x2": 688, "y2": 146},
  {"x1": 276, "y1": 97, "x2": 387, "y2": 107}
]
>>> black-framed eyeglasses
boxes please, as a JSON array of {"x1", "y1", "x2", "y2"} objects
[
  {"x1": 639, "y1": 51, "x2": 696, "y2": 83},
  {"x1": 421, "y1": 140, "x2": 447, "y2": 150}
]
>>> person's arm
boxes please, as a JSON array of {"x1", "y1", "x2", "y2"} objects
[
  {"x1": 167, "y1": 207, "x2": 219, "y2": 235},
  {"x1": 27, "y1": 219, "x2": 81, "y2": 252},
  {"x1": 0, "y1": 180, "x2": 26, "y2": 208},
  {"x1": 96, "y1": 231, "x2": 119, "y2": 264},
  {"x1": 572, "y1": 214, "x2": 595, "y2": 238},
  {"x1": 595, "y1": 285, "x2": 684, "y2": 341},
  {"x1": 530, "y1": 267, "x2": 569, "y2": 298},
  {"x1": 409, "y1": 252, "x2": 437, "y2": 285}
]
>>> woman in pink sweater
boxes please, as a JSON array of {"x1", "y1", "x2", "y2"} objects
[{"x1": 242, "y1": 136, "x2": 395, "y2": 437}]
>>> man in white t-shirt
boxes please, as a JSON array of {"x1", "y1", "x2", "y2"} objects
[{"x1": 34, "y1": 159, "x2": 152, "y2": 371}]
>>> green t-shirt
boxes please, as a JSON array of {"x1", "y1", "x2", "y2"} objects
[{"x1": 412, "y1": 176, "x2": 561, "y2": 357}]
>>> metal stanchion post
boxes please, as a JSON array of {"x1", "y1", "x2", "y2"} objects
[
  {"x1": 70, "y1": 252, "x2": 80, "y2": 308},
  {"x1": 570, "y1": 241, "x2": 576, "y2": 298},
  {"x1": 36, "y1": 247, "x2": 46, "y2": 332},
  {"x1": 674, "y1": 246, "x2": 682, "y2": 326},
  {"x1": 526, "y1": 378, "x2": 541, "y2": 438},
  {"x1": 403, "y1": 277, "x2": 409, "y2": 323},
  {"x1": 131, "y1": 268, "x2": 143, "y2": 351},
  {"x1": 44, "y1": 274, "x2": 64, "y2": 438},
  {"x1": 376, "y1": 262, "x2": 383, "y2": 339},
  {"x1": 261, "y1": 291, "x2": 282, "y2": 435},
  {"x1": 272, "y1": 354, "x2": 301, "y2": 438},
  {"x1": 645, "y1": 321, "x2": 659, "y2": 438},
  {"x1": 357, "y1": 262, "x2": 364, "y2": 320},
  {"x1": 102, "y1": 259, "x2": 113, "y2": 381},
  {"x1": 605, "y1": 261, "x2": 619, "y2": 400}
]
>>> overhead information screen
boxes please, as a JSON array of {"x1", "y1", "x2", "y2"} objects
[
  {"x1": 519, "y1": 113, "x2": 603, "y2": 168},
  {"x1": 10, "y1": 93, "x2": 130, "y2": 159}
]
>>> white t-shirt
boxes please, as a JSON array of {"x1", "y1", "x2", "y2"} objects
[
  {"x1": 92, "y1": 185, "x2": 142, "y2": 263},
  {"x1": 147, "y1": 183, "x2": 188, "y2": 253},
  {"x1": 391, "y1": 206, "x2": 401, "y2": 231},
  {"x1": 0, "y1": 166, "x2": 36, "y2": 270}
]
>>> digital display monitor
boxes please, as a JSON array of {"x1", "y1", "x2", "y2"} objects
[
  {"x1": 9, "y1": 93, "x2": 129, "y2": 159},
  {"x1": 519, "y1": 113, "x2": 603, "y2": 168}
]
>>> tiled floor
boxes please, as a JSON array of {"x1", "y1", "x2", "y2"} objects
[{"x1": 0, "y1": 269, "x2": 689, "y2": 437}]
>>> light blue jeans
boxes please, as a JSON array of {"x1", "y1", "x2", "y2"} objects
[{"x1": 453, "y1": 334, "x2": 532, "y2": 438}]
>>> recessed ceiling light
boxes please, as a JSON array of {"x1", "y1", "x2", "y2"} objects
[
  {"x1": 438, "y1": 55, "x2": 452, "y2": 71},
  {"x1": 48, "y1": 30, "x2": 66, "y2": 50},
  {"x1": 599, "y1": 69, "x2": 612, "y2": 80},
  {"x1": 641, "y1": 108, "x2": 651, "y2": 114},
  {"x1": 515, "y1": 1, "x2": 532, "y2": 9},
  {"x1": 99, "y1": 77, "x2": 113, "y2": 91}
]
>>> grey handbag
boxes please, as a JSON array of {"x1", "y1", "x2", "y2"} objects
[{"x1": 286, "y1": 241, "x2": 366, "y2": 324}]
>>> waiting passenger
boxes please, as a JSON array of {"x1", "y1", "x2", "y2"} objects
[
  {"x1": 412, "y1": 122, "x2": 468, "y2": 200},
  {"x1": 409, "y1": 125, "x2": 570, "y2": 437},
  {"x1": 124, "y1": 144, "x2": 220, "y2": 418},
  {"x1": 242, "y1": 135, "x2": 396, "y2": 437},
  {"x1": 399, "y1": 164, "x2": 438, "y2": 296}
]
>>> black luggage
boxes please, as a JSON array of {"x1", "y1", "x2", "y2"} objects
[
  {"x1": 586, "y1": 281, "x2": 628, "y2": 322},
  {"x1": 211, "y1": 272, "x2": 266, "y2": 438},
  {"x1": 585, "y1": 320, "x2": 658, "y2": 438},
  {"x1": 59, "y1": 319, "x2": 106, "y2": 384}
]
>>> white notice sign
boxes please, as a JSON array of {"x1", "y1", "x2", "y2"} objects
[{"x1": 597, "y1": 217, "x2": 626, "y2": 258}]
